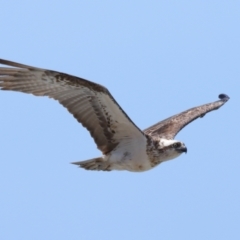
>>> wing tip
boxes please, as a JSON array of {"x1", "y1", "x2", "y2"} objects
[
  {"x1": 218, "y1": 93, "x2": 230, "y2": 102},
  {"x1": 0, "y1": 58, "x2": 37, "y2": 69}
]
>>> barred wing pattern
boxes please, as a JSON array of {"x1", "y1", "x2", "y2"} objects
[{"x1": 0, "y1": 59, "x2": 144, "y2": 154}]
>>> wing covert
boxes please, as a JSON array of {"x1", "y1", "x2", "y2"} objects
[
  {"x1": 0, "y1": 59, "x2": 144, "y2": 154},
  {"x1": 144, "y1": 94, "x2": 230, "y2": 139}
]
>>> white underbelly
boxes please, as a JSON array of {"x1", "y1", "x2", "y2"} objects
[{"x1": 107, "y1": 138, "x2": 152, "y2": 172}]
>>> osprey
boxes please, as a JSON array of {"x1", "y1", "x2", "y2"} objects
[{"x1": 0, "y1": 59, "x2": 229, "y2": 172}]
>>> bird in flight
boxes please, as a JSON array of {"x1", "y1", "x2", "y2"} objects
[{"x1": 0, "y1": 59, "x2": 230, "y2": 172}]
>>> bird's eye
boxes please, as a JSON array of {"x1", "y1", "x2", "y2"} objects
[{"x1": 173, "y1": 143, "x2": 181, "y2": 148}]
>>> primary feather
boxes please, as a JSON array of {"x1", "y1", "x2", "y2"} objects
[{"x1": 0, "y1": 59, "x2": 230, "y2": 172}]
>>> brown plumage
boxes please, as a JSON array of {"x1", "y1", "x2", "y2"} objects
[
  {"x1": 144, "y1": 94, "x2": 229, "y2": 139},
  {"x1": 0, "y1": 59, "x2": 230, "y2": 172},
  {"x1": 0, "y1": 59, "x2": 142, "y2": 156}
]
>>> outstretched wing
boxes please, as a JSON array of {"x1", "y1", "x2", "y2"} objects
[
  {"x1": 0, "y1": 59, "x2": 144, "y2": 154},
  {"x1": 144, "y1": 94, "x2": 230, "y2": 139}
]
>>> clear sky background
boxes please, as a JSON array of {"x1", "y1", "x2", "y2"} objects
[{"x1": 0, "y1": 1, "x2": 239, "y2": 240}]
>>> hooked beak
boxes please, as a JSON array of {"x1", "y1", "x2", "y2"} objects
[{"x1": 177, "y1": 146, "x2": 187, "y2": 154}]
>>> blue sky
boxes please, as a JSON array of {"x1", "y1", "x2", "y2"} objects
[{"x1": 0, "y1": 1, "x2": 239, "y2": 240}]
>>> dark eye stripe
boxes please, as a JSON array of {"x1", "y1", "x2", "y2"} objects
[{"x1": 173, "y1": 143, "x2": 181, "y2": 148}]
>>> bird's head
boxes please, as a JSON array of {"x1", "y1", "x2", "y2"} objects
[{"x1": 158, "y1": 139, "x2": 187, "y2": 161}]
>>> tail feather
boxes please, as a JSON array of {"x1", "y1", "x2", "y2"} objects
[{"x1": 71, "y1": 157, "x2": 111, "y2": 171}]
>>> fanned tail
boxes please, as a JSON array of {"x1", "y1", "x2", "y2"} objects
[{"x1": 71, "y1": 157, "x2": 112, "y2": 171}]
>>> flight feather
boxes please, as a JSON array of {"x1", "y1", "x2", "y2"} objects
[{"x1": 0, "y1": 59, "x2": 143, "y2": 154}]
